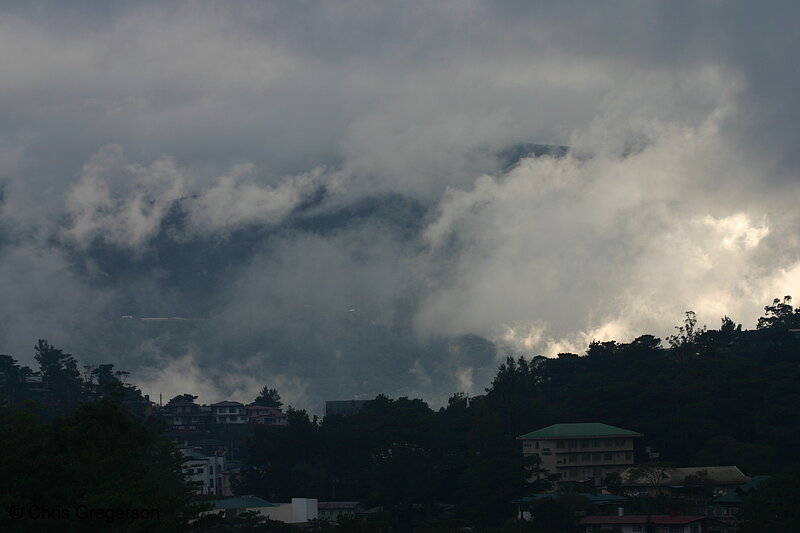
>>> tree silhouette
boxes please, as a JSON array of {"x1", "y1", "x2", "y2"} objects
[
  {"x1": 758, "y1": 295, "x2": 800, "y2": 330},
  {"x1": 253, "y1": 387, "x2": 283, "y2": 408}
]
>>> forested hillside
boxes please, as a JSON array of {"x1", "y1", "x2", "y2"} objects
[
  {"x1": 236, "y1": 300, "x2": 800, "y2": 526},
  {"x1": 2, "y1": 298, "x2": 800, "y2": 531}
]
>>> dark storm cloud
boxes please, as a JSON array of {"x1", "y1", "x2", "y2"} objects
[{"x1": 1, "y1": 1, "x2": 799, "y2": 412}]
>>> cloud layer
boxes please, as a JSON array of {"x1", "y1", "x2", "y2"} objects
[{"x1": 1, "y1": 1, "x2": 799, "y2": 412}]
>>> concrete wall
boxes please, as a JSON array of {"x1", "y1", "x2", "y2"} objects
[{"x1": 262, "y1": 498, "x2": 318, "y2": 524}]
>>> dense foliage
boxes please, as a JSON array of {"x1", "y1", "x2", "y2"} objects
[
  {"x1": 236, "y1": 301, "x2": 800, "y2": 529},
  {"x1": 0, "y1": 401, "x2": 198, "y2": 532},
  {"x1": 1, "y1": 297, "x2": 799, "y2": 531}
]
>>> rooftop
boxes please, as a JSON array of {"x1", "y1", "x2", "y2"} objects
[
  {"x1": 714, "y1": 475, "x2": 770, "y2": 504},
  {"x1": 211, "y1": 496, "x2": 277, "y2": 510},
  {"x1": 517, "y1": 423, "x2": 642, "y2": 439},
  {"x1": 318, "y1": 501, "x2": 361, "y2": 510},
  {"x1": 519, "y1": 493, "x2": 629, "y2": 504},
  {"x1": 211, "y1": 401, "x2": 244, "y2": 407},
  {"x1": 622, "y1": 466, "x2": 750, "y2": 487},
  {"x1": 580, "y1": 515, "x2": 705, "y2": 525}
]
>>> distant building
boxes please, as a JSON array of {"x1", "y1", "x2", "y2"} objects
[
  {"x1": 710, "y1": 475, "x2": 769, "y2": 531},
  {"x1": 178, "y1": 446, "x2": 226, "y2": 496},
  {"x1": 517, "y1": 423, "x2": 642, "y2": 488},
  {"x1": 161, "y1": 396, "x2": 210, "y2": 432},
  {"x1": 246, "y1": 403, "x2": 288, "y2": 426},
  {"x1": 207, "y1": 495, "x2": 278, "y2": 519},
  {"x1": 620, "y1": 465, "x2": 751, "y2": 499},
  {"x1": 516, "y1": 492, "x2": 629, "y2": 521},
  {"x1": 325, "y1": 400, "x2": 367, "y2": 417},
  {"x1": 211, "y1": 401, "x2": 248, "y2": 424},
  {"x1": 208, "y1": 497, "x2": 318, "y2": 524},
  {"x1": 580, "y1": 514, "x2": 707, "y2": 533},
  {"x1": 318, "y1": 501, "x2": 364, "y2": 521}
]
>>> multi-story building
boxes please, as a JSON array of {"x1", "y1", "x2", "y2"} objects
[
  {"x1": 211, "y1": 401, "x2": 248, "y2": 424},
  {"x1": 517, "y1": 423, "x2": 642, "y2": 488},
  {"x1": 179, "y1": 446, "x2": 226, "y2": 496},
  {"x1": 162, "y1": 396, "x2": 210, "y2": 432},
  {"x1": 246, "y1": 403, "x2": 288, "y2": 426}
]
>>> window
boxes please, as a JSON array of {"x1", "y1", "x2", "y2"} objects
[
  {"x1": 626, "y1": 452, "x2": 632, "y2": 460},
  {"x1": 669, "y1": 527, "x2": 683, "y2": 533},
  {"x1": 604, "y1": 452, "x2": 612, "y2": 461},
  {"x1": 690, "y1": 525, "x2": 700, "y2": 533},
  {"x1": 593, "y1": 453, "x2": 601, "y2": 461},
  {"x1": 535, "y1": 441, "x2": 539, "y2": 449},
  {"x1": 583, "y1": 453, "x2": 591, "y2": 462},
  {"x1": 557, "y1": 440, "x2": 565, "y2": 448},
  {"x1": 592, "y1": 439, "x2": 600, "y2": 448},
  {"x1": 632, "y1": 527, "x2": 643, "y2": 533},
  {"x1": 581, "y1": 440, "x2": 589, "y2": 448}
]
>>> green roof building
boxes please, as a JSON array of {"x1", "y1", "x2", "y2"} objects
[
  {"x1": 517, "y1": 423, "x2": 642, "y2": 489},
  {"x1": 517, "y1": 423, "x2": 642, "y2": 440}
]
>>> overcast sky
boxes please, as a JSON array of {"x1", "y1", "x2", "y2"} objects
[{"x1": 1, "y1": 1, "x2": 799, "y2": 413}]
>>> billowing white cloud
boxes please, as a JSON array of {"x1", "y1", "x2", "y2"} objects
[
  {"x1": 138, "y1": 351, "x2": 311, "y2": 408},
  {"x1": 186, "y1": 165, "x2": 332, "y2": 236},
  {"x1": 1, "y1": 1, "x2": 799, "y2": 412},
  {"x1": 416, "y1": 97, "x2": 798, "y2": 355},
  {"x1": 64, "y1": 145, "x2": 186, "y2": 250}
]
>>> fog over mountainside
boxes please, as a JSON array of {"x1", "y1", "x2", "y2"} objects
[{"x1": 1, "y1": 1, "x2": 799, "y2": 412}]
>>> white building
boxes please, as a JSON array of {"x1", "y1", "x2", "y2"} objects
[
  {"x1": 208, "y1": 496, "x2": 318, "y2": 524},
  {"x1": 179, "y1": 446, "x2": 226, "y2": 496},
  {"x1": 211, "y1": 401, "x2": 248, "y2": 424}
]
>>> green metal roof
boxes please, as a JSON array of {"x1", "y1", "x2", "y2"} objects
[
  {"x1": 518, "y1": 493, "x2": 629, "y2": 504},
  {"x1": 517, "y1": 423, "x2": 642, "y2": 439},
  {"x1": 713, "y1": 475, "x2": 770, "y2": 504},
  {"x1": 211, "y1": 496, "x2": 278, "y2": 509}
]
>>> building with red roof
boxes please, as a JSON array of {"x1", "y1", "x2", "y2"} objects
[{"x1": 579, "y1": 514, "x2": 707, "y2": 533}]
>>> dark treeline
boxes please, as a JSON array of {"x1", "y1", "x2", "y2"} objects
[
  {"x1": 1, "y1": 297, "x2": 800, "y2": 531},
  {"x1": 0, "y1": 339, "x2": 150, "y2": 417},
  {"x1": 234, "y1": 300, "x2": 800, "y2": 530}
]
